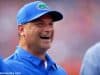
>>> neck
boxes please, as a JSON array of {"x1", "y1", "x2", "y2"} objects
[{"x1": 19, "y1": 42, "x2": 47, "y2": 60}]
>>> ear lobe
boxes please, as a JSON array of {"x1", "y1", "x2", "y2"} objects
[
  {"x1": 18, "y1": 26, "x2": 24, "y2": 36},
  {"x1": 21, "y1": 33, "x2": 24, "y2": 36}
]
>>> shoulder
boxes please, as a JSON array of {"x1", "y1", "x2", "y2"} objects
[
  {"x1": 82, "y1": 42, "x2": 100, "y2": 67},
  {"x1": 80, "y1": 42, "x2": 100, "y2": 75},
  {"x1": 84, "y1": 42, "x2": 100, "y2": 58},
  {"x1": 88, "y1": 42, "x2": 100, "y2": 52},
  {"x1": 4, "y1": 54, "x2": 24, "y2": 68},
  {"x1": 3, "y1": 54, "x2": 24, "y2": 71},
  {"x1": 3, "y1": 58, "x2": 26, "y2": 74}
]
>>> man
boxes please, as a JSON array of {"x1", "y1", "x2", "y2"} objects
[
  {"x1": 3, "y1": 1, "x2": 67, "y2": 75},
  {"x1": 80, "y1": 42, "x2": 100, "y2": 75}
]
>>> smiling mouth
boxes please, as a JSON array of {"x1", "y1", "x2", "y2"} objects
[{"x1": 40, "y1": 36, "x2": 50, "y2": 40}]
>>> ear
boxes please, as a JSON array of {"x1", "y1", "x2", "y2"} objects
[{"x1": 18, "y1": 25, "x2": 24, "y2": 36}]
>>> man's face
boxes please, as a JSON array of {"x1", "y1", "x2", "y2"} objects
[{"x1": 20, "y1": 15, "x2": 54, "y2": 50}]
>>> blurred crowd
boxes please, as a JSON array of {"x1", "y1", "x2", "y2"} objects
[{"x1": 0, "y1": 0, "x2": 100, "y2": 75}]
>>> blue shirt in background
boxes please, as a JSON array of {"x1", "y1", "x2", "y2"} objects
[{"x1": 80, "y1": 42, "x2": 100, "y2": 75}]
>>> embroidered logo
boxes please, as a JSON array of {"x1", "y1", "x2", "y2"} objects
[{"x1": 37, "y1": 2, "x2": 49, "y2": 10}]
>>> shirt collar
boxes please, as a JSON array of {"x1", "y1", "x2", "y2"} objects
[
  {"x1": 45, "y1": 54, "x2": 57, "y2": 70},
  {"x1": 15, "y1": 46, "x2": 57, "y2": 70}
]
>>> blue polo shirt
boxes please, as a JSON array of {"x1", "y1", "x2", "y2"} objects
[{"x1": 3, "y1": 46, "x2": 67, "y2": 75}]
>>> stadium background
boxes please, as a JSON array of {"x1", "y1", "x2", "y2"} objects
[{"x1": 0, "y1": 0, "x2": 100, "y2": 75}]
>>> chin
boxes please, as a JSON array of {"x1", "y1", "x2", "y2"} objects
[
  {"x1": 40, "y1": 44, "x2": 51, "y2": 50},
  {"x1": 38, "y1": 46, "x2": 50, "y2": 54},
  {"x1": 40, "y1": 41, "x2": 51, "y2": 49},
  {"x1": 42, "y1": 46, "x2": 50, "y2": 50}
]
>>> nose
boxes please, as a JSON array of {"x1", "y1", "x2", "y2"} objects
[{"x1": 43, "y1": 25, "x2": 53, "y2": 32}]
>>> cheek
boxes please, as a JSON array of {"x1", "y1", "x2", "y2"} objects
[
  {"x1": 24, "y1": 33, "x2": 32, "y2": 40},
  {"x1": 24, "y1": 30, "x2": 34, "y2": 39},
  {"x1": 24, "y1": 27, "x2": 41, "y2": 41},
  {"x1": 28, "y1": 30, "x2": 39, "y2": 40}
]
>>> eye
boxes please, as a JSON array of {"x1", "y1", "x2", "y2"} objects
[
  {"x1": 49, "y1": 23, "x2": 53, "y2": 26},
  {"x1": 36, "y1": 22, "x2": 44, "y2": 28}
]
